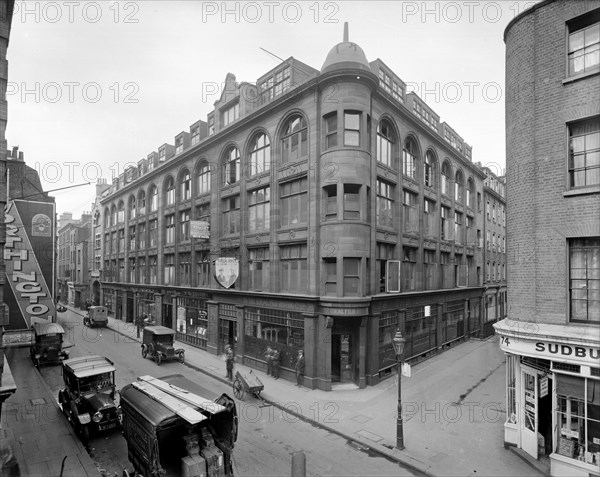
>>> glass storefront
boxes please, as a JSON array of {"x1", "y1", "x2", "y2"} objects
[
  {"x1": 176, "y1": 295, "x2": 209, "y2": 349},
  {"x1": 137, "y1": 291, "x2": 157, "y2": 323},
  {"x1": 244, "y1": 306, "x2": 304, "y2": 370}
]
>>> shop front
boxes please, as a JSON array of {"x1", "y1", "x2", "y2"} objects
[
  {"x1": 495, "y1": 320, "x2": 600, "y2": 477},
  {"x1": 175, "y1": 293, "x2": 209, "y2": 349}
]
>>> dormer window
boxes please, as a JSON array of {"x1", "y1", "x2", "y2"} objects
[
  {"x1": 191, "y1": 126, "x2": 200, "y2": 145},
  {"x1": 222, "y1": 103, "x2": 239, "y2": 127},
  {"x1": 260, "y1": 66, "x2": 291, "y2": 104},
  {"x1": 208, "y1": 117, "x2": 215, "y2": 136},
  {"x1": 159, "y1": 148, "x2": 166, "y2": 163},
  {"x1": 175, "y1": 137, "x2": 184, "y2": 155}
]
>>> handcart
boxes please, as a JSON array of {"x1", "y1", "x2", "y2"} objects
[{"x1": 232, "y1": 370, "x2": 268, "y2": 406}]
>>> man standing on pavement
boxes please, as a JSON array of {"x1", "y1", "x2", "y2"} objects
[
  {"x1": 272, "y1": 347, "x2": 280, "y2": 379},
  {"x1": 265, "y1": 346, "x2": 273, "y2": 376},
  {"x1": 225, "y1": 345, "x2": 234, "y2": 380},
  {"x1": 295, "y1": 350, "x2": 305, "y2": 387}
]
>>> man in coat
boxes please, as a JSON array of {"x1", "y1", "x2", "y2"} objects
[
  {"x1": 271, "y1": 348, "x2": 280, "y2": 379},
  {"x1": 295, "y1": 350, "x2": 305, "y2": 387},
  {"x1": 265, "y1": 346, "x2": 273, "y2": 376},
  {"x1": 225, "y1": 345, "x2": 234, "y2": 380}
]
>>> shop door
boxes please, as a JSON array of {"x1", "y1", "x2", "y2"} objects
[
  {"x1": 331, "y1": 334, "x2": 353, "y2": 383},
  {"x1": 522, "y1": 368, "x2": 539, "y2": 459},
  {"x1": 162, "y1": 303, "x2": 173, "y2": 329},
  {"x1": 219, "y1": 319, "x2": 236, "y2": 354}
]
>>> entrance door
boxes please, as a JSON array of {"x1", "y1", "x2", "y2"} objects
[
  {"x1": 162, "y1": 303, "x2": 173, "y2": 329},
  {"x1": 522, "y1": 368, "x2": 539, "y2": 459},
  {"x1": 219, "y1": 319, "x2": 236, "y2": 354},
  {"x1": 331, "y1": 334, "x2": 353, "y2": 383},
  {"x1": 126, "y1": 294, "x2": 134, "y2": 324}
]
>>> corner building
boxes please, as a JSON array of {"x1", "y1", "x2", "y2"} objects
[
  {"x1": 101, "y1": 28, "x2": 491, "y2": 391},
  {"x1": 496, "y1": 2, "x2": 600, "y2": 476}
]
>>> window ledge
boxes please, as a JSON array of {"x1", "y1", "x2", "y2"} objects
[
  {"x1": 562, "y1": 67, "x2": 600, "y2": 85},
  {"x1": 563, "y1": 185, "x2": 600, "y2": 197}
]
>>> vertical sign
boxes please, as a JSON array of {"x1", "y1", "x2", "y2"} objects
[{"x1": 4, "y1": 200, "x2": 56, "y2": 328}]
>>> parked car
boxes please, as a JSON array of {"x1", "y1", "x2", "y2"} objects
[
  {"x1": 58, "y1": 355, "x2": 121, "y2": 445},
  {"x1": 120, "y1": 374, "x2": 238, "y2": 477},
  {"x1": 141, "y1": 326, "x2": 185, "y2": 365},
  {"x1": 56, "y1": 304, "x2": 67, "y2": 313},
  {"x1": 30, "y1": 322, "x2": 71, "y2": 367},
  {"x1": 84, "y1": 305, "x2": 108, "y2": 328}
]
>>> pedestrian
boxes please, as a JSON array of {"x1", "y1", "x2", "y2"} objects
[
  {"x1": 225, "y1": 345, "x2": 234, "y2": 380},
  {"x1": 272, "y1": 347, "x2": 280, "y2": 379},
  {"x1": 265, "y1": 346, "x2": 273, "y2": 376},
  {"x1": 295, "y1": 350, "x2": 305, "y2": 387}
]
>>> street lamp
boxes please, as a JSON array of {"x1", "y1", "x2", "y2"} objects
[{"x1": 392, "y1": 329, "x2": 407, "y2": 450}]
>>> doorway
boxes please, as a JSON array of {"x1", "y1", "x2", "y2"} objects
[
  {"x1": 521, "y1": 367, "x2": 539, "y2": 459},
  {"x1": 162, "y1": 303, "x2": 173, "y2": 329},
  {"x1": 331, "y1": 333, "x2": 353, "y2": 383},
  {"x1": 126, "y1": 293, "x2": 134, "y2": 324},
  {"x1": 219, "y1": 319, "x2": 237, "y2": 354}
]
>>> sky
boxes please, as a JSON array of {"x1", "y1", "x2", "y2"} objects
[{"x1": 6, "y1": 0, "x2": 540, "y2": 217}]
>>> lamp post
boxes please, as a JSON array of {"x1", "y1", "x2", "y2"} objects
[{"x1": 392, "y1": 330, "x2": 406, "y2": 450}]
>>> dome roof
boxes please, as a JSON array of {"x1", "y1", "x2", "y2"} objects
[{"x1": 321, "y1": 23, "x2": 371, "y2": 74}]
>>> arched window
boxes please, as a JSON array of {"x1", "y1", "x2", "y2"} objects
[
  {"x1": 104, "y1": 208, "x2": 110, "y2": 228},
  {"x1": 249, "y1": 133, "x2": 271, "y2": 176},
  {"x1": 138, "y1": 190, "x2": 146, "y2": 215},
  {"x1": 111, "y1": 204, "x2": 117, "y2": 226},
  {"x1": 466, "y1": 178, "x2": 475, "y2": 209},
  {"x1": 403, "y1": 137, "x2": 419, "y2": 180},
  {"x1": 222, "y1": 147, "x2": 240, "y2": 185},
  {"x1": 424, "y1": 151, "x2": 437, "y2": 188},
  {"x1": 377, "y1": 120, "x2": 396, "y2": 168},
  {"x1": 149, "y1": 185, "x2": 158, "y2": 212},
  {"x1": 441, "y1": 162, "x2": 452, "y2": 196},
  {"x1": 455, "y1": 170, "x2": 464, "y2": 203},
  {"x1": 165, "y1": 177, "x2": 175, "y2": 205},
  {"x1": 197, "y1": 161, "x2": 211, "y2": 195},
  {"x1": 180, "y1": 170, "x2": 191, "y2": 201},
  {"x1": 281, "y1": 115, "x2": 308, "y2": 163},
  {"x1": 117, "y1": 201, "x2": 125, "y2": 223},
  {"x1": 128, "y1": 196, "x2": 136, "y2": 220}
]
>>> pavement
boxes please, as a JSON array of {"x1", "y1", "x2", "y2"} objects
[
  {"x1": 1, "y1": 347, "x2": 101, "y2": 477},
  {"x1": 1, "y1": 304, "x2": 548, "y2": 477}
]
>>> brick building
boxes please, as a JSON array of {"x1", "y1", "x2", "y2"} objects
[
  {"x1": 57, "y1": 212, "x2": 92, "y2": 308},
  {"x1": 495, "y1": 1, "x2": 600, "y2": 476},
  {"x1": 100, "y1": 26, "x2": 493, "y2": 390},
  {"x1": 481, "y1": 166, "x2": 507, "y2": 337}
]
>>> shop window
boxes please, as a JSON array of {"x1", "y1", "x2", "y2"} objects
[{"x1": 555, "y1": 374, "x2": 600, "y2": 465}]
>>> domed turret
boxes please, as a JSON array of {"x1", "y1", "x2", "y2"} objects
[{"x1": 321, "y1": 23, "x2": 371, "y2": 74}]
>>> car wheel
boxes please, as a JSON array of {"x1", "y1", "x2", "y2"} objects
[
  {"x1": 142, "y1": 347, "x2": 148, "y2": 359},
  {"x1": 155, "y1": 354, "x2": 162, "y2": 366},
  {"x1": 178, "y1": 352, "x2": 185, "y2": 364},
  {"x1": 80, "y1": 425, "x2": 90, "y2": 446}
]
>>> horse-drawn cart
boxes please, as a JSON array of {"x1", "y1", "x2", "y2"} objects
[{"x1": 232, "y1": 370, "x2": 268, "y2": 406}]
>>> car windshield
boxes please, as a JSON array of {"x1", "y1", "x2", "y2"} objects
[
  {"x1": 154, "y1": 335, "x2": 174, "y2": 345},
  {"x1": 78, "y1": 372, "x2": 114, "y2": 393},
  {"x1": 38, "y1": 334, "x2": 61, "y2": 345}
]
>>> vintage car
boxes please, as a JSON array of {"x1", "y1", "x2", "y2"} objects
[
  {"x1": 120, "y1": 374, "x2": 238, "y2": 477},
  {"x1": 141, "y1": 326, "x2": 185, "y2": 365},
  {"x1": 58, "y1": 355, "x2": 121, "y2": 445},
  {"x1": 30, "y1": 322, "x2": 72, "y2": 367},
  {"x1": 56, "y1": 304, "x2": 67, "y2": 313},
  {"x1": 84, "y1": 305, "x2": 108, "y2": 328}
]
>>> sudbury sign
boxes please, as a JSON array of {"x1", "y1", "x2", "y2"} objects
[{"x1": 499, "y1": 335, "x2": 600, "y2": 366}]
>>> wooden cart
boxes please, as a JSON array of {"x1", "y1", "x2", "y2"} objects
[{"x1": 232, "y1": 370, "x2": 267, "y2": 405}]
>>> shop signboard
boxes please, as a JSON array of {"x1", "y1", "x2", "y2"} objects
[
  {"x1": 190, "y1": 220, "x2": 209, "y2": 239},
  {"x1": 539, "y1": 375, "x2": 548, "y2": 398},
  {"x1": 215, "y1": 258, "x2": 239, "y2": 289},
  {"x1": 4, "y1": 199, "x2": 56, "y2": 328}
]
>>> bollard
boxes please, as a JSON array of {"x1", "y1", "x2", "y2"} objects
[{"x1": 291, "y1": 451, "x2": 306, "y2": 477}]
